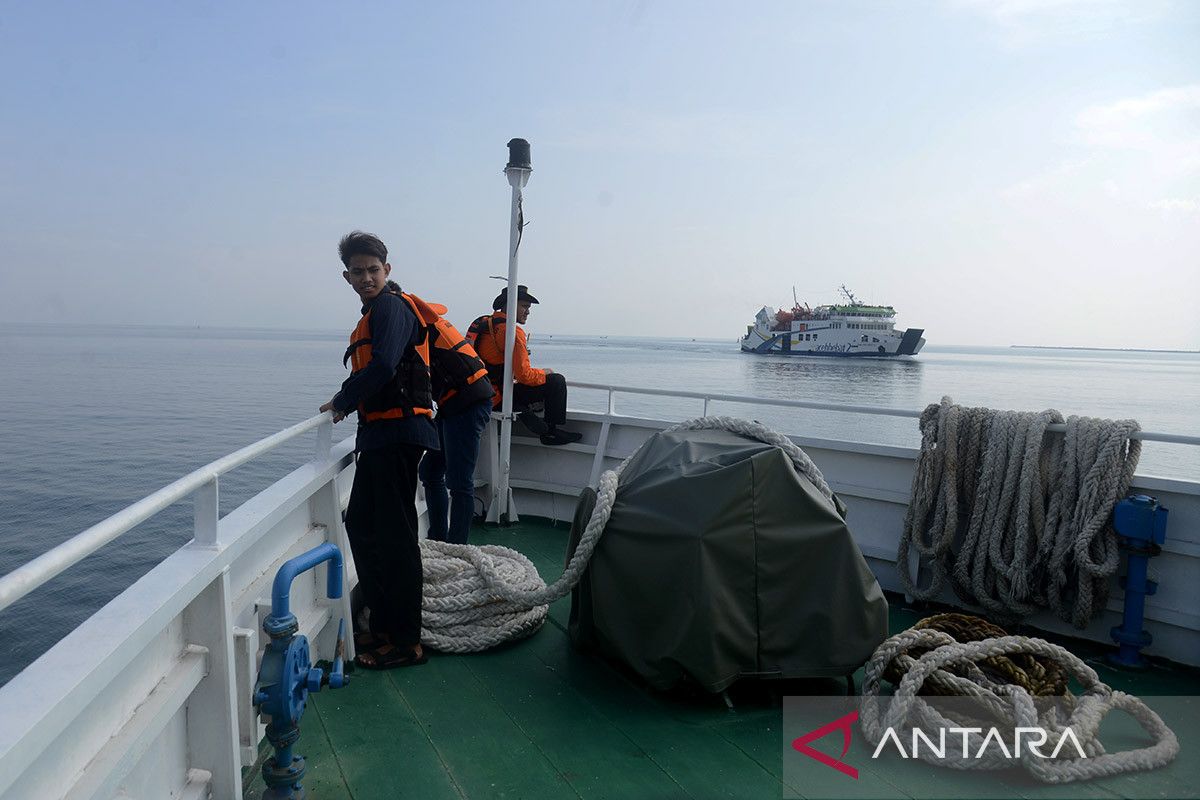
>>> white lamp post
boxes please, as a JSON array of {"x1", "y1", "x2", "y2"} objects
[{"x1": 489, "y1": 138, "x2": 531, "y2": 523}]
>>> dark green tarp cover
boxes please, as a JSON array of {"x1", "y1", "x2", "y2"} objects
[{"x1": 567, "y1": 428, "x2": 888, "y2": 692}]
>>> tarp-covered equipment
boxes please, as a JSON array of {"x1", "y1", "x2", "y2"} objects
[{"x1": 567, "y1": 426, "x2": 888, "y2": 692}]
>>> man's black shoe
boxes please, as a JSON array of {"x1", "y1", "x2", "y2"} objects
[
  {"x1": 540, "y1": 429, "x2": 582, "y2": 446},
  {"x1": 517, "y1": 410, "x2": 550, "y2": 435}
]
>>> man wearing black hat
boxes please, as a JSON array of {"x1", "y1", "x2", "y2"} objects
[{"x1": 467, "y1": 285, "x2": 582, "y2": 446}]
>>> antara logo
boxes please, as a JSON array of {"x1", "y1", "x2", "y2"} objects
[
  {"x1": 791, "y1": 711, "x2": 860, "y2": 779},
  {"x1": 791, "y1": 711, "x2": 1089, "y2": 781}
]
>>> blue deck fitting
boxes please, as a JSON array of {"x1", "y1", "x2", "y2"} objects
[
  {"x1": 1109, "y1": 495, "x2": 1168, "y2": 669},
  {"x1": 253, "y1": 543, "x2": 349, "y2": 799}
]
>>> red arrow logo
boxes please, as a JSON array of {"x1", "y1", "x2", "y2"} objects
[{"x1": 791, "y1": 710, "x2": 859, "y2": 779}]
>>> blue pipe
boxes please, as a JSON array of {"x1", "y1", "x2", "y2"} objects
[
  {"x1": 1109, "y1": 495, "x2": 1168, "y2": 668},
  {"x1": 270, "y1": 542, "x2": 343, "y2": 619},
  {"x1": 254, "y1": 543, "x2": 349, "y2": 799}
]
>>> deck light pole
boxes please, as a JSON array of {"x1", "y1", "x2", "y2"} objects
[{"x1": 490, "y1": 138, "x2": 532, "y2": 524}]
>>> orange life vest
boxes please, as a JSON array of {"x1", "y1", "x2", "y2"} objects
[
  {"x1": 414, "y1": 295, "x2": 494, "y2": 413},
  {"x1": 343, "y1": 293, "x2": 433, "y2": 422},
  {"x1": 466, "y1": 312, "x2": 511, "y2": 387}
]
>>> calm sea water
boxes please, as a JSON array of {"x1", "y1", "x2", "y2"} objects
[{"x1": 1, "y1": 323, "x2": 1197, "y2": 685}]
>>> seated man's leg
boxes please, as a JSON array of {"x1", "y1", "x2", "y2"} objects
[
  {"x1": 542, "y1": 372, "x2": 568, "y2": 426},
  {"x1": 441, "y1": 398, "x2": 492, "y2": 544},
  {"x1": 512, "y1": 382, "x2": 550, "y2": 434},
  {"x1": 515, "y1": 374, "x2": 580, "y2": 445},
  {"x1": 418, "y1": 421, "x2": 449, "y2": 542}
]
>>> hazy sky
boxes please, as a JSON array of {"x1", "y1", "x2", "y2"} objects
[{"x1": 1, "y1": 1, "x2": 1197, "y2": 348}]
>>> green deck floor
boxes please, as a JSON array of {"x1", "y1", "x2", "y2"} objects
[{"x1": 245, "y1": 518, "x2": 1200, "y2": 800}]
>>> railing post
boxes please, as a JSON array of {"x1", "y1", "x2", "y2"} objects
[
  {"x1": 588, "y1": 421, "x2": 612, "y2": 489},
  {"x1": 182, "y1": 568, "x2": 242, "y2": 799},
  {"x1": 703, "y1": 397, "x2": 711, "y2": 416},
  {"x1": 607, "y1": 389, "x2": 616, "y2": 416},
  {"x1": 485, "y1": 415, "x2": 506, "y2": 524},
  {"x1": 315, "y1": 418, "x2": 333, "y2": 461},
  {"x1": 194, "y1": 476, "x2": 219, "y2": 547}
]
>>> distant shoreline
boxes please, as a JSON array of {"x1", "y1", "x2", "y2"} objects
[{"x1": 1012, "y1": 345, "x2": 1199, "y2": 354}]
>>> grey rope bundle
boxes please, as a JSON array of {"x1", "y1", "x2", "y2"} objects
[
  {"x1": 861, "y1": 628, "x2": 1178, "y2": 782},
  {"x1": 897, "y1": 397, "x2": 1141, "y2": 627},
  {"x1": 418, "y1": 416, "x2": 833, "y2": 652}
]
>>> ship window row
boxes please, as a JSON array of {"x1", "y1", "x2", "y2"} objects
[{"x1": 849, "y1": 323, "x2": 890, "y2": 330}]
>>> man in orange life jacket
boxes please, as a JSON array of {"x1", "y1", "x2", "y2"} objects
[
  {"x1": 319, "y1": 231, "x2": 435, "y2": 670},
  {"x1": 467, "y1": 285, "x2": 581, "y2": 446},
  {"x1": 377, "y1": 280, "x2": 495, "y2": 545}
]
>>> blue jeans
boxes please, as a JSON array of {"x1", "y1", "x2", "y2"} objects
[{"x1": 419, "y1": 399, "x2": 492, "y2": 544}]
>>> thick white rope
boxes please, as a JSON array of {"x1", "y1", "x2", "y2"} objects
[
  {"x1": 418, "y1": 416, "x2": 834, "y2": 653},
  {"x1": 860, "y1": 629, "x2": 1178, "y2": 782},
  {"x1": 897, "y1": 397, "x2": 1141, "y2": 627}
]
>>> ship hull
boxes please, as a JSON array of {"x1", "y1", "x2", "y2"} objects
[{"x1": 740, "y1": 328, "x2": 926, "y2": 357}]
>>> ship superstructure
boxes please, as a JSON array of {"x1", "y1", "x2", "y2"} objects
[{"x1": 741, "y1": 285, "x2": 925, "y2": 357}]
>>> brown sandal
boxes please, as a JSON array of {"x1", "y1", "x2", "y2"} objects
[{"x1": 355, "y1": 643, "x2": 428, "y2": 670}]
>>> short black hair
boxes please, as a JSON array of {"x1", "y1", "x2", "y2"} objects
[{"x1": 338, "y1": 231, "x2": 388, "y2": 267}]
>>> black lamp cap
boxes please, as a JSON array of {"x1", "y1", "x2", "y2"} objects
[{"x1": 506, "y1": 138, "x2": 531, "y2": 170}]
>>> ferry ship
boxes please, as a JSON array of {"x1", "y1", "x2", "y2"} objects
[{"x1": 741, "y1": 286, "x2": 926, "y2": 357}]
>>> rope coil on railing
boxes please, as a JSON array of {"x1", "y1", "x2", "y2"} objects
[
  {"x1": 897, "y1": 397, "x2": 1141, "y2": 627},
  {"x1": 418, "y1": 416, "x2": 833, "y2": 653}
]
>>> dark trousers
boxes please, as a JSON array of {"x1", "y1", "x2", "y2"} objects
[
  {"x1": 344, "y1": 443, "x2": 425, "y2": 647},
  {"x1": 419, "y1": 398, "x2": 492, "y2": 545},
  {"x1": 512, "y1": 372, "x2": 568, "y2": 426}
]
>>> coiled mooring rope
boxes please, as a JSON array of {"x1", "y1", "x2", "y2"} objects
[
  {"x1": 897, "y1": 397, "x2": 1141, "y2": 627},
  {"x1": 861, "y1": 623, "x2": 1179, "y2": 783},
  {"x1": 881, "y1": 613, "x2": 1068, "y2": 697},
  {"x1": 417, "y1": 416, "x2": 834, "y2": 653}
]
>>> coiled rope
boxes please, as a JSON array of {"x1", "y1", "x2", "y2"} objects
[
  {"x1": 897, "y1": 397, "x2": 1141, "y2": 627},
  {"x1": 418, "y1": 416, "x2": 833, "y2": 653},
  {"x1": 861, "y1": 621, "x2": 1179, "y2": 783},
  {"x1": 881, "y1": 613, "x2": 1067, "y2": 697}
]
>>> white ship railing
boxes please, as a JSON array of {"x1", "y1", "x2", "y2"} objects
[
  {"x1": 0, "y1": 413, "x2": 337, "y2": 615},
  {"x1": 570, "y1": 382, "x2": 1200, "y2": 447},
  {"x1": 4, "y1": 387, "x2": 1193, "y2": 616},
  {"x1": 0, "y1": 412, "x2": 355, "y2": 799}
]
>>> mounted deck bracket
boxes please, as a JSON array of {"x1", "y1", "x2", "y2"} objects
[
  {"x1": 252, "y1": 542, "x2": 349, "y2": 799},
  {"x1": 1109, "y1": 495, "x2": 1168, "y2": 669}
]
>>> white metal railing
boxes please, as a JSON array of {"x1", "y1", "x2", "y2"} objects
[
  {"x1": 569, "y1": 382, "x2": 1200, "y2": 447},
  {"x1": 3, "y1": 385, "x2": 1194, "y2": 616},
  {"x1": 0, "y1": 415, "x2": 356, "y2": 800},
  {"x1": 0, "y1": 413, "x2": 337, "y2": 615}
]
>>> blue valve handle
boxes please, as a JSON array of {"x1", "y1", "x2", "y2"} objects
[
  {"x1": 304, "y1": 618, "x2": 349, "y2": 693},
  {"x1": 330, "y1": 618, "x2": 347, "y2": 689}
]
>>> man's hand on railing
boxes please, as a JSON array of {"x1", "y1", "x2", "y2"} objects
[{"x1": 319, "y1": 397, "x2": 347, "y2": 424}]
